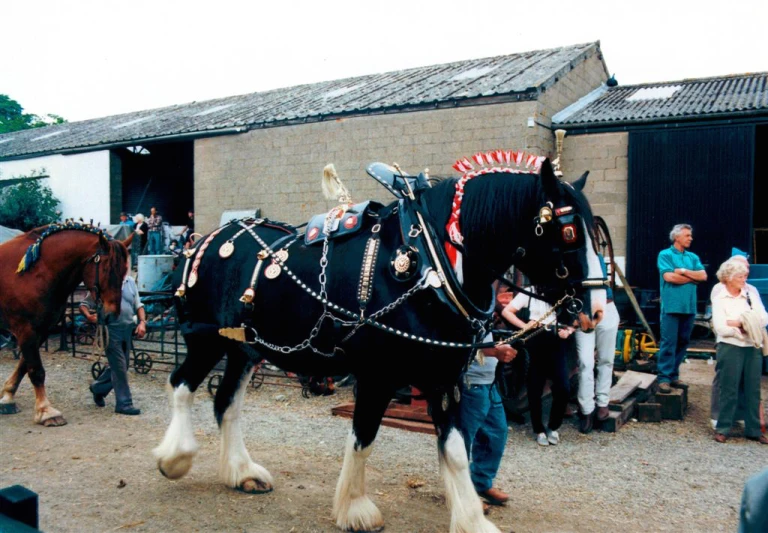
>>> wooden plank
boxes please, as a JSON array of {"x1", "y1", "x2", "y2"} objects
[
  {"x1": 637, "y1": 403, "x2": 662, "y2": 423},
  {"x1": 600, "y1": 397, "x2": 637, "y2": 432},
  {"x1": 622, "y1": 370, "x2": 658, "y2": 390},
  {"x1": 609, "y1": 374, "x2": 642, "y2": 404},
  {"x1": 657, "y1": 388, "x2": 688, "y2": 420},
  {"x1": 331, "y1": 406, "x2": 435, "y2": 435},
  {"x1": 332, "y1": 402, "x2": 433, "y2": 423}
]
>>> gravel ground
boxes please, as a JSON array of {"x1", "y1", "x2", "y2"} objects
[{"x1": 1, "y1": 348, "x2": 766, "y2": 533}]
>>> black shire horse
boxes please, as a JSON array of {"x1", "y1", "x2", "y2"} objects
[{"x1": 153, "y1": 156, "x2": 606, "y2": 533}]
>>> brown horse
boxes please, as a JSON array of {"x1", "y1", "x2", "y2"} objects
[{"x1": 0, "y1": 222, "x2": 130, "y2": 426}]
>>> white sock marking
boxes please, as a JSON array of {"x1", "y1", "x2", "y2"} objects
[
  {"x1": 153, "y1": 383, "x2": 198, "y2": 479},
  {"x1": 333, "y1": 430, "x2": 383, "y2": 531}
]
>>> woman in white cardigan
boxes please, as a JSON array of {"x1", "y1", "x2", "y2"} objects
[{"x1": 711, "y1": 258, "x2": 768, "y2": 444}]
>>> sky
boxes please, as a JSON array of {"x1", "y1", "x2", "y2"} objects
[{"x1": 3, "y1": 0, "x2": 767, "y2": 123}]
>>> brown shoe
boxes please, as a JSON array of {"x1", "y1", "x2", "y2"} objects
[
  {"x1": 658, "y1": 382, "x2": 672, "y2": 394},
  {"x1": 714, "y1": 433, "x2": 727, "y2": 443},
  {"x1": 479, "y1": 487, "x2": 509, "y2": 506},
  {"x1": 482, "y1": 502, "x2": 491, "y2": 515},
  {"x1": 747, "y1": 435, "x2": 768, "y2": 445},
  {"x1": 596, "y1": 406, "x2": 610, "y2": 421},
  {"x1": 579, "y1": 411, "x2": 594, "y2": 434},
  {"x1": 670, "y1": 380, "x2": 689, "y2": 390}
]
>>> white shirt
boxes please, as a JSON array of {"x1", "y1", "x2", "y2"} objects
[
  {"x1": 510, "y1": 289, "x2": 556, "y2": 326},
  {"x1": 711, "y1": 285, "x2": 768, "y2": 347}
]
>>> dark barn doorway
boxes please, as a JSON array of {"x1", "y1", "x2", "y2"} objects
[
  {"x1": 627, "y1": 125, "x2": 755, "y2": 299},
  {"x1": 753, "y1": 124, "x2": 768, "y2": 263},
  {"x1": 110, "y1": 141, "x2": 193, "y2": 226}
]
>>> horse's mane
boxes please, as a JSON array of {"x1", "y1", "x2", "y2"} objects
[
  {"x1": 17, "y1": 221, "x2": 114, "y2": 273},
  {"x1": 424, "y1": 169, "x2": 597, "y2": 254}
]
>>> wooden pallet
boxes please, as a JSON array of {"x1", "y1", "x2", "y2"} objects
[{"x1": 331, "y1": 402, "x2": 436, "y2": 435}]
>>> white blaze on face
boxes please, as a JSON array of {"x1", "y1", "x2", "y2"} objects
[{"x1": 582, "y1": 220, "x2": 607, "y2": 319}]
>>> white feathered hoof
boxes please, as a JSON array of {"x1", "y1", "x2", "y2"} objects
[
  {"x1": 334, "y1": 496, "x2": 384, "y2": 532},
  {"x1": 156, "y1": 450, "x2": 197, "y2": 480},
  {"x1": 238, "y1": 478, "x2": 273, "y2": 494},
  {"x1": 451, "y1": 515, "x2": 501, "y2": 533}
]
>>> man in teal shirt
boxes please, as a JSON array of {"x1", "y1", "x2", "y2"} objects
[{"x1": 656, "y1": 224, "x2": 707, "y2": 393}]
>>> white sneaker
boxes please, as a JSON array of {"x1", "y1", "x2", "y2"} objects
[
  {"x1": 710, "y1": 419, "x2": 717, "y2": 430},
  {"x1": 536, "y1": 432, "x2": 549, "y2": 446},
  {"x1": 546, "y1": 429, "x2": 560, "y2": 445}
]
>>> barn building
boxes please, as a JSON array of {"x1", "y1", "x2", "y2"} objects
[
  {"x1": 0, "y1": 41, "x2": 609, "y2": 234},
  {"x1": 553, "y1": 72, "x2": 768, "y2": 290}
]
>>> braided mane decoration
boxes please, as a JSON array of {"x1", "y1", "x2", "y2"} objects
[
  {"x1": 16, "y1": 219, "x2": 112, "y2": 274},
  {"x1": 446, "y1": 150, "x2": 546, "y2": 268}
]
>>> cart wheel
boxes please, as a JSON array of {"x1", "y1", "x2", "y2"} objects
[
  {"x1": 208, "y1": 374, "x2": 223, "y2": 396},
  {"x1": 134, "y1": 352, "x2": 153, "y2": 374},
  {"x1": 78, "y1": 333, "x2": 95, "y2": 345},
  {"x1": 302, "y1": 386, "x2": 311, "y2": 399},
  {"x1": 251, "y1": 366, "x2": 265, "y2": 389},
  {"x1": 91, "y1": 362, "x2": 105, "y2": 379}
]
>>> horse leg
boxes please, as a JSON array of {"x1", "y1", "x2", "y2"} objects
[
  {"x1": 154, "y1": 330, "x2": 224, "y2": 479},
  {"x1": 13, "y1": 329, "x2": 67, "y2": 426},
  {"x1": 332, "y1": 380, "x2": 391, "y2": 532},
  {"x1": 215, "y1": 345, "x2": 273, "y2": 494},
  {"x1": 0, "y1": 356, "x2": 26, "y2": 414},
  {"x1": 428, "y1": 391, "x2": 500, "y2": 533}
]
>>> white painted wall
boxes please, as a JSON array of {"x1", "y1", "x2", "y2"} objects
[{"x1": 0, "y1": 151, "x2": 110, "y2": 223}]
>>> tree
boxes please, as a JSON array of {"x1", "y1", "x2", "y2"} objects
[
  {"x1": 0, "y1": 175, "x2": 61, "y2": 230},
  {"x1": 0, "y1": 94, "x2": 66, "y2": 134}
]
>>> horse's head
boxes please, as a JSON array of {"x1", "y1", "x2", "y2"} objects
[
  {"x1": 82, "y1": 235, "x2": 129, "y2": 317},
  {"x1": 519, "y1": 159, "x2": 606, "y2": 330}
]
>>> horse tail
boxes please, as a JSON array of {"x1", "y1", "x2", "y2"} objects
[{"x1": 321, "y1": 164, "x2": 351, "y2": 203}]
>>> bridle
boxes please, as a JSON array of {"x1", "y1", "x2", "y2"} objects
[{"x1": 86, "y1": 250, "x2": 107, "y2": 319}]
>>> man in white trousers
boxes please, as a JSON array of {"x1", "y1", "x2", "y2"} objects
[{"x1": 575, "y1": 254, "x2": 620, "y2": 433}]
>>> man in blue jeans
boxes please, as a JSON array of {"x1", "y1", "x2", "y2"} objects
[
  {"x1": 458, "y1": 334, "x2": 516, "y2": 511},
  {"x1": 656, "y1": 224, "x2": 707, "y2": 393}
]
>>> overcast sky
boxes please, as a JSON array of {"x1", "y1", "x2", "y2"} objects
[{"x1": 4, "y1": 0, "x2": 767, "y2": 122}]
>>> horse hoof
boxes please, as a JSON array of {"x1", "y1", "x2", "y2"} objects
[
  {"x1": 0, "y1": 403, "x2": 20, "y2": 415},
  {"x1": 41, "y1": 416, "x2": 67, "y2": 427},
  {"x1": 157, "y1": 455, "x2": 195, "y2": 480},
  {"x1": 238, "y1": 479, "x2": 273, "y2": 494}
]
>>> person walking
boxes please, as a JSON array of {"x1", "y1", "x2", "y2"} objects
[
  {"x1": 575, "y1": 254, "x2": 620, "y2": 433},
  {"x1": 80, "y1": 260, "x2": 147, "y2": 415},
  {"x1": 711, "y1": 258, "x2": 768, "y2": 444},
  {"x1": 656, "y1": 224, "x2": 707, "y2": 393},
  {"x1": 457, "y1": 333, "x2": 517, "y2": 511}
]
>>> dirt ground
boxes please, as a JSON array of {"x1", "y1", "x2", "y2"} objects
[{"x1": 1, "y1": 348, "x2": 766, "y2": 533}]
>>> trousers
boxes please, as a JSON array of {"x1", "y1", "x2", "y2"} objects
[
  {"x1": 657, "y1": 313, "x2": 695, "y2": 383},
  {"x1": 526, "y1": 332, "x2": 570, "y2": 434},
  {"x1": 457, "y1": 383, "x2": 508, "y2": 493},
  {"x1": 575, "y1": 301, "x2": 620, "y2": 414},
  {"x1": 715, "y1": 343, "x2": 762, "y2": 437},
  {"x1": 91, "y1": 326, "x2": 135, "y2": 411}
]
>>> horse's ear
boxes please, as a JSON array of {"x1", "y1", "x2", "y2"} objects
[
  {"x1": 539, "y1": 158, "x2": 562, "y2": 200},
  {"x1": 122, "y1": 233, "x2": 135, "y2": 248},
  {"x1": 98, "y1": 232, "x2": 110, "y2": 251},
  {"x1": 571, "y1": 171, "x2": 589, "y2": 192}
]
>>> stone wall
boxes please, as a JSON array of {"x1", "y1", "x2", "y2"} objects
[
  {"x1": 194, "y1": 101, "x2": 542, "y2": 232},
  {"x1": 560, "y1": 132, "x2": 629, "y2": 256}
]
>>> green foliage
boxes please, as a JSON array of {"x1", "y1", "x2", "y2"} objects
[
  {"x1": 0, "y1": 175, "x2": 61, "y2": 230},
  {"x1": 0, "y1": 94, "x2": 67, "y2": 134}
]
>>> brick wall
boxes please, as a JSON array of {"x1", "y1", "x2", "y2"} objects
[
  {"x1": 195, "y1": 101, "x2": 542, "y2": 232},
  {"x1": 560, "y1": 132, "x2": 629, "y2": 255}
]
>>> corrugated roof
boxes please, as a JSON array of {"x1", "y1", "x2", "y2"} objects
[
  {"x1": 0, "y1": 42, "x2": 602, "y2": 160},
  {"x1": 554, "y1": 72, "x2": 768, "y2": 127}
]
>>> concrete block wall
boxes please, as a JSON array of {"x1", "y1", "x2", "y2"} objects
[
  {"x1": 194, "y1": 100, "x2": 544, "y2": 232},
  {"x1": 536, "y1": 52, "x2": 609, "y2": 128},
  {"x1": 560, "y1": 132, "x2": 629, "y2": 255}
]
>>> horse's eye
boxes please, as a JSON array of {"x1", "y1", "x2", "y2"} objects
[{"x1": 562, "y1": 224, "x2": 577, "y2": 244}]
